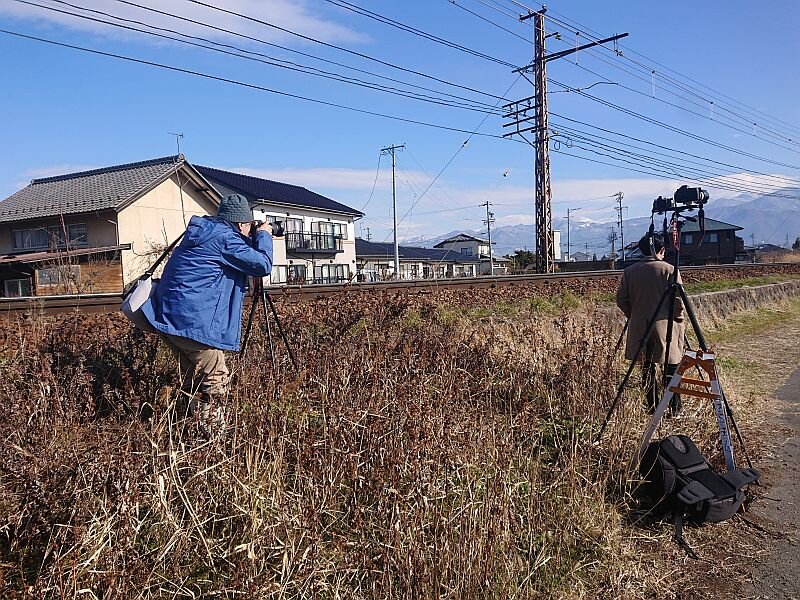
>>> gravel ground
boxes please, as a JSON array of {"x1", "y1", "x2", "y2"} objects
[{"x1": 711, "y1": 302, "x2": 800, "y2": 599}]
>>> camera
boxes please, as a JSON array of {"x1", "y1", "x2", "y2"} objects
[
  {"x1": 653, "y1": 185, "x2": 709, "y2": 214},
  {"x1": 251, "y1": 209, "x2": 285, "y2": 237}
]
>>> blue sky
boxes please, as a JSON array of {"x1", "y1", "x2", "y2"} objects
[{"x1": 1, "y1": 0, "x2": 799, "y2": 244}]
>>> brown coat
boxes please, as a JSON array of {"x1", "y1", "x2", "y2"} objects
[{"x1": 616, "y1": 256, "x2": 685, "y2": 363}]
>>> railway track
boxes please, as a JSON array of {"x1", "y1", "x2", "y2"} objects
[{"x1": 0, "y1": 263, "x2": 797, "y2": 317}]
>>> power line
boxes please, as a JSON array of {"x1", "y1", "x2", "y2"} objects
[
  {"x1": 532, "y1": 5, "x2": 800, "y2": 139},
  {"x1": 448, "y1": 0, "x2": 531, "y2": 42},
  {"x1": 91, "y1": 0, "x2": 510, "y2": 107},
  {"x1": 487, "y1": 1, "x2": 800, "y2": 142},
  {"x1": 547, "y1": 78, "x2": 800, "y2": 171},
  {"x1": 0, "y1": 27, "x2": 523, "y2": 141},
  {"x1": 550, "y1": 122, "x2": 800, "y2": 196},
  {"x1": 182, "y1": 0, "x2": 512, "y2": 101},
  {"x1": 18, "y1": 0, "x2": 505, "y2": 115},
  {"x1": 324, "y1": 0, "x2": 518, "y2": 67}
]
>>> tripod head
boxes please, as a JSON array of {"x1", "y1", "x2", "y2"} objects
[{"x1": 648, "y1": 185, "x2": 710, "y2": 270}]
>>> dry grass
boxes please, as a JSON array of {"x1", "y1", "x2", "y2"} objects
[{"x1": 0, "y1": 287, "x2": 787, "y2": 599}]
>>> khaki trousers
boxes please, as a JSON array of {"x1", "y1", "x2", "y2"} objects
[{"x1": 162, "y1": 333, "x2": 229, "y2": 413}]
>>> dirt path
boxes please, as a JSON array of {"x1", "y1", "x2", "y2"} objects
[{"x1": 708, "y1": 302, "x2": 800, "y2": 599}]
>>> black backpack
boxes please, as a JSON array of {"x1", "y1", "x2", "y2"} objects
[{"x1": 639, "y1": 434, "x2": 760, "y2": 556}]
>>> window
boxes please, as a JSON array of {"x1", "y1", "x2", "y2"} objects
[
  {"x1": 4, "y1": 278, "x2": 31, "y2": 297},
  {"x1": 36, "y1": 265, "x2": 81, "y2": 287},
  {"x1": 12, "y1": 223, "x2": 88, "y2": 250},
  {"x1": 311, "y1": 221, "x2": 347, "y2": 239},
  {"x1": 460, "y1": 247, "x2": 473, "y2": 256},
  {"x1": 313, "y1": 263, "x2": 349, "y2": 283},
  {"x1": 269, "y1": 265, "x2": 307, "y2": 284},
  {"x1": 682, "y1": 233, "x2": 693, "y2": 245},
  {"x1": 283, "y1": 218, "x2": 304, "y2": 233},
  {"x1": 708, "y1": 233, "x2": 719, "y2": 243}
]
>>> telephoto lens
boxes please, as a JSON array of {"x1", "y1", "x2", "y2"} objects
[{"x1": 269, "y1": 221, "x2": 285, "y2": 237}]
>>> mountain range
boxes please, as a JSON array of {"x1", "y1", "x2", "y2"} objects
[{"x1": 401, "y1": 189, "x2": 800, "y2": 257}]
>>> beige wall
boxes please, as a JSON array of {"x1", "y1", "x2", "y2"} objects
[{"x1": 118, "y1": 174, "x2": 217, "y2": 283}]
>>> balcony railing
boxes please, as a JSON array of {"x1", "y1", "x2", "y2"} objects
[{"x1": 284, "y1": 232, "x2": 344, "y2": 253}]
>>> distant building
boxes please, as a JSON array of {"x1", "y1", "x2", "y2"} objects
[
  {"x1": 355, "y1": 238, "x2": 481, "y2": 280},
  {"x1": 671, "y1": 218, "x2": 743, "y2": 265},
  {"x1": 433, "y1": 233, "x2": 510, "y2": 275}
]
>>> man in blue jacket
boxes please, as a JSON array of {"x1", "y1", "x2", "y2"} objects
[{"x1": 142, "y1": 193, "x2": 274, "y2": 424}]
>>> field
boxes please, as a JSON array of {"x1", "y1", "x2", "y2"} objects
[{"x1": 1, "y1": 266, "x2": 799, "y2": 599}]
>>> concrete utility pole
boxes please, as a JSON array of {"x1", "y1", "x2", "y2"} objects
[
  {"x1": 365, "y1": 227, "x2": 372, "y2": 241},
  {"x1": 609, "y1": 227, "x2": 618, "y2": 261},
  {"x1": 481, "y1": 201, "x2": 495, "y2": 275},
  {"x1": 381, "y1": 144, "x2": 404, "y2": 279},
  {"x1": 614, "y1": 191, "x2": 627, "y2": 261},
  {"x1": 503, "y1": 9, "x2": 627, "y2": 274},
  {"x1": 565, "y1": 207, "x2": 581, "y2": 262}
]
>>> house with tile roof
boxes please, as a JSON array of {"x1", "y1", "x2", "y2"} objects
[
  {"x1": 0, "y1": 155, "x2": 366, "y2": 297},
  {"x1": 355, "y1": 238, "x2": 481, "y2": 280},
  {"x1": 673, "y1": 217, "x2": 743, "y2": 265},
  {"x1": 196, "y1": 166, "x2": 363, "y2": 285},
  {"x1": 0, "y1": 155, "x2": 219, "y2": 296},
  {"x1": 433, "y1": 233, "x2": 510, "y2": 275}
]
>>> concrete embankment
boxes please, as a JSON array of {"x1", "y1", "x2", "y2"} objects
[{"x1": 689, "y1": 280, "x2": 800, "y2": 328}]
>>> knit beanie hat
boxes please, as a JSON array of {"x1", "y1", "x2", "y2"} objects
[{"x1": 217, "y1": 194, "x2": 253, "y2": 224}]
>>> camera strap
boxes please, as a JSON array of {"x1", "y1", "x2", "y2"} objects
[{"x1": 144, "y1": 231, "x2": 185, "y2": 278}]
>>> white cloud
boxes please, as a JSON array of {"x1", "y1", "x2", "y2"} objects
[
  {"x1": 0, "y1": 0, "x2": 367, "y2": 46},
  {"x1": 226, "y1": 166, "x2": 427, "y2": 191},
  {"x1": 12, "y1": 164, "x2": 100, "y2": 190}
]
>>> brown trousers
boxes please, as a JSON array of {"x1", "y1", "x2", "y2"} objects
[{"x1": 162, "y1": 333, "x2": 229, "y2": 411}]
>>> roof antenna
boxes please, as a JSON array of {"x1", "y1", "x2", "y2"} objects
[{"x1": 168, "y1": 132, "x2": 184, "y2": 158}]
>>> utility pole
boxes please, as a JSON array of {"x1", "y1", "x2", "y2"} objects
[
  {"x1": 365, "y1": 227, "x2": 372, "y2": 241},
  {"x1": 381, "y1": 144, "x2": 404, "y2": 279},
  {"x1": 565, "y1": 207, "x2": 581, "y2": 262},
  {"x1": 608, "y1": 227, "x2": 618, "y2": 262},
  {"x1": 614, "y1": 191, "x2": 627, "y2": 261},
  {"x1": 481, "y1": 201, "x2": 495, "y2": 275},
  {"x1": 503, "y1": 10, "x2": 627, "y2": 274}
]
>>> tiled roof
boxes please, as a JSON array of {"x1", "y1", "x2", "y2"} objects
[
  {"x1": 195, "y1": 165, "x2": 363, "y2": 217},
  {"x1": 434, "y1": 233, "x2": 488, "y2": 247},
  {"x1": 0, "y1": 156, "x2": 184, "y2": 223},
  {"x1": 356, "y1": 238, "x2": 482, "y2": 263},
  {"x1": 680, "y1": 217, "x2": 742, "y2": 232}
]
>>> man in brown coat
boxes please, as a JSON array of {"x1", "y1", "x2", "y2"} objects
[{"x1": 616, "y1": 233, "x2": 684, "y2": 413}]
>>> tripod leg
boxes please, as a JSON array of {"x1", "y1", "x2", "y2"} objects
[
  {"x1": 266, "y1": 293, "x2": 299, "y2": 372},
  {"x1": 261, "y1": 291, "x2": 277, "y2": 373},
  {"x1": 613, "y1": 319, "x2": 629, "y2": 358},
  {"x1": 677, "y1": 285, "x2": 708, "y2": 351},
  {"x1": 632, "y1": 364, "x2": 684, "y2": 470},
  {"x1": 720, "y1": 389, "x2": 755, "y2": 470},
  {"x1": 678, "y1": 286, "x2": 754, "y2": 470},
  {"x1": 240, "y1": 283, "x2": 260, "y2": 356}
]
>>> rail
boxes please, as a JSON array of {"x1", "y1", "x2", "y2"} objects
[{"x1": 0, "y1": 263, "x2": 797, "y2": 317}]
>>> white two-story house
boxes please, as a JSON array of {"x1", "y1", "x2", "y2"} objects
[{"x1": 196, "y1": 166, "x2": 363, "y2": 285}]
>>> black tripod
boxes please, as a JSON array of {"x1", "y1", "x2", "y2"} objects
[
  {"x1": 241, "y1": 274, "x2": 298, "y2": 373},
  {"x1": 598, "y1": 211, "x2": 753, "y2": 472}
]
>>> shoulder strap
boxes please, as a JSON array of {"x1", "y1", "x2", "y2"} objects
[
  {"x1": 673, "y1": 512, "x2": 699, "y2": 560},
  {"x1": 144, "y1": 231, "x2": 185, "y2": 277}
]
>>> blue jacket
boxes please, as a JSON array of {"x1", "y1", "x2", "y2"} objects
[{"x1": 142, "y1": 215, "x2": 273, "y2": 351}]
